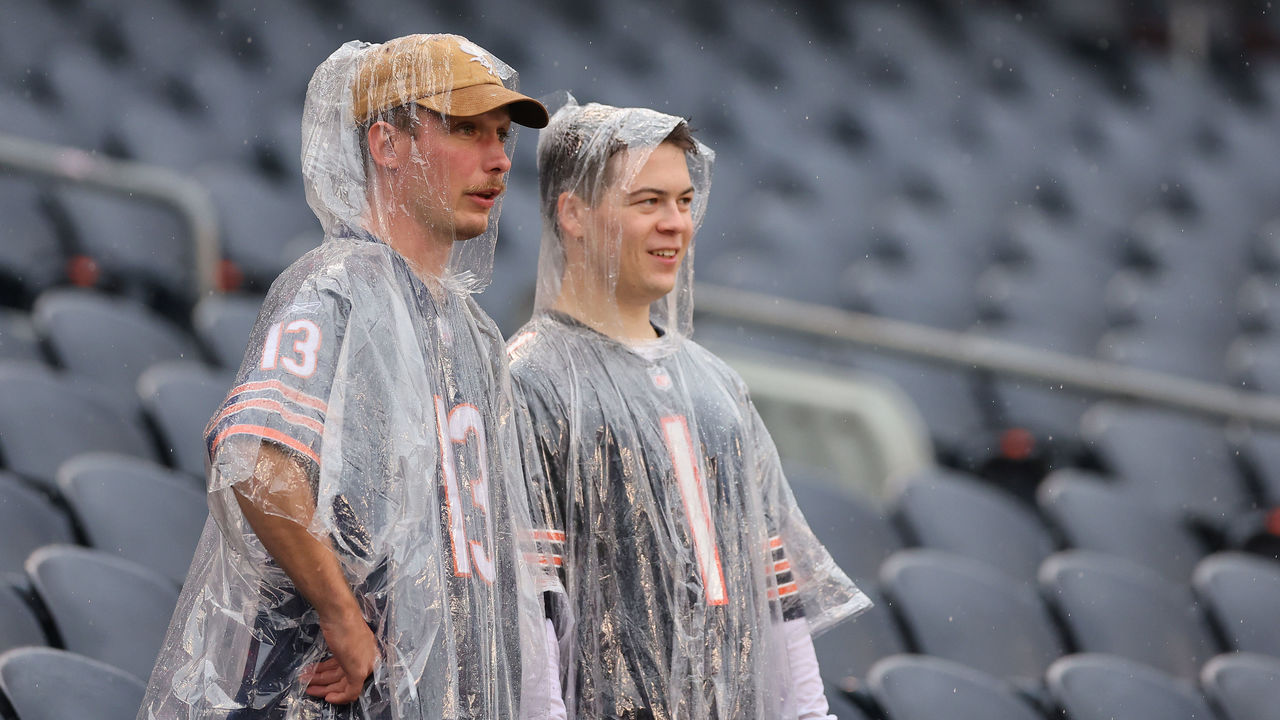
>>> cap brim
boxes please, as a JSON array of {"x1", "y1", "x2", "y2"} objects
[{"x1": 416, "y1": 84, "x2": 550, "y2": 128}]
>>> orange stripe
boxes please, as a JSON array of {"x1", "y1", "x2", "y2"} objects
[
  {"x1": 228, "y1": 379, "x2": 328, "y2": 414},
  {"x1": 216, "y1": 397, "x2": 324, "y2": 436},
  {"x1": 530, "y1": 529, "x2": 566, "y2": 542},
  {"x1": 506, "y1": 331, "x2": 537, "y2": 357},
  {"x1": 522, "y1": 552, "x2": 563, "y2": 566},
  {"x1": 768, "y1": 537, "x2": 783, "y2": 550},
  {"x1": 774, "y1": 559, "x2": 791, "y2": 573},
  {"x1": 777, "y1": 582, "x2": 799, "y2": 597},
  {"x1": 213, "y1": 424, "x2": 320, "y2": 466}
]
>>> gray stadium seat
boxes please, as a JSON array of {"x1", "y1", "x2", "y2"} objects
[
  {"x1": 0, "y1": 363, "x2": 158, "y2": 490},
  {"x1": 33, "y1": 288, "x2": 204, "y2": 414},
  {"x1": 48, "y1": 184, "x2": 194, "y2": 305},
  {"x1": 0, "y1": 646, "x2": 146, "y2": 720},
  {"x1": 0, "y1": 583, "x2": 46, "y2": 654},
  {"x1": 1193, "y1": 552, "x2": 1280, "y2": 658},
  {"x1": 137, "y1": 360, "x2": 232, "y2": 478},
  {"x1": 0, "y1": 309, "x2": 42, "y2": 364},
  {"x1": 1200, "y1": 652, "x2": 1280, "y2": 720},
  {"x1": 1081, "y1": 401, "x2": 1253, "y2": 525},
  {"x1": 811, "y1": 584, "x2": 905, "y2": 696},
  {"x1": 193, "y1": 162, "x2": 317, "y2": 289},
  {"x1": 56, "y1": 453, "x2": 207, "y2": 584},
  {"x1": 25, "y1": 545, "x2": 179, "y2": 681},
  {"x1": 191, "y1": 292, "x2": 264, "y2": 369},
  {"x1": 880, "y1": 549, "x2": 1065, "y2": 684},
  {"x1": 1039, "y1": 551, "x2": 1219, "y2": 681},
  {"x1": 0, "y1": 470, "x2": 74, "y2": 576},
  {"x1": 867, "y1": 654, "x2": 1047, "y2": 720},
  {"x1": 789, "y1": 479, "x2": 904, "y2": 584},
  {"x1": 1046, "y1": 653, "x2": 1215, "y2": 720},
  {"x1": 1037, "y1": 469, "x2": 1207, "y2": 583},
  {"x1": 0, "y1": 176, "x2": 63, "y2": 305},
  {"x1": 892, "y1": 469, "x2": 1057, "y2": 584}
]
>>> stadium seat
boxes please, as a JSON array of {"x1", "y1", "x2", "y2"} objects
[
  {"x1": 1237, "y1": 430, "x2": 1280, "y2": 508},
  {"x1": 0, "y1": 309, "x2": 43, "y2": 364},
  {"x1": 1081, "y1": 401, "x2": 1253, "y2": 525},
  {"x1": 811, "y1": 584, "x2": 905, "y2": 695},
  {"x1": 0, "y1": 583, "x2": 47, "y2": 654},
  {"x1": 191, "y1": 292, "x2": 264, "y2": 369},
  {"x1": 137, "y1": 360, "x2": 232, "y2": 478},
  {"x1": 55, "y1": 453, "x2": 207, "y2": 584},
  {"x1": 1036, "y1": 469, "x2": 1207, "y2": 583},
  {"x1": 25, "y1": 545, "x2": 180, "y2": 681},
  {"x1": 0, "y1": 88, "x2": 77, "y2": 149},
  {"x1": 40, "y1": 45, "x2": 135, "y2": 151},
  {"x1": 1193, "y1": 552, "x2": 1280, "y2": 658},
  {"x1": 33, "y1": 288, "x2": 205, "y2": 413},
  {"x1": 47, "y1": 184, "x2": 194, "y2": 305},
  {"x1": 106, "y1": 87, "x2": 236, "y2": 171},
  {"x1": 789, "y1": 479, "x2": 904, "y2": 584},
  {"x1": 192, "y1": 162, "x2": 317, "y2": 289},
  {"x1": 1200, "y1": 651, "x2": 1280, "y2": 720},
  {"x1": 0, "y1": 363, "x2": 158, "y2": 490},
  {"x1": 1039, "y1": 551, "x2": 1219, "y2": 681},
  {"x1": 0, "y1": 471, "x2": 75, "y2": 576},
  {"x1": 880, "y1": 549, "x2": 1065, "y2": 684},
  {"x1": 867, "y1": 654, "x2": 1048, "y2": 720},
  {"x1": 0, "y1": 646, "x2": 146, "y2": 720},
  {"x1": 892, "y1": 469, "x2": 1057, "y2": 584},
  {"x1": 845, "y1": 352, "x2": 988, "y2": 465},
  {"x1": 0, "y1": 176, "x2": 63, "y2": 305},
  {"x1": 1046, "y1": 653, "x2": 1215, "y2": 720}
]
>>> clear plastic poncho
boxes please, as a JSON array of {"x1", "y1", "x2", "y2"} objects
[
  {"x1": 140, "y1": 36, "x2": 557, "y2": 720},
  {"x1": 506, "y1": 99, "x2": 870, "y2": 720}
]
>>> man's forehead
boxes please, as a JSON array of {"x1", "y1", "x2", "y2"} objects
[{"x1": 619, "y1": 144, "x2": 692, "y2": 190}]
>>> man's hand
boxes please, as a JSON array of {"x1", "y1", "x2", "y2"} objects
[{"x1": 303, "y1": 608, "x2": 378, "y2": 704}]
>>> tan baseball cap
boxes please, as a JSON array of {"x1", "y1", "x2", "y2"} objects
[{"x1": 352, "y1": 34, "x2": 549, "y2": 128}]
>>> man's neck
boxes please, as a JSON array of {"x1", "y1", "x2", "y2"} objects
[
  {"x1": 367, "y1": 212, "x2": 454, "y2": 282},
  {"x1": 553, "y1": 273, "x2": 657, "y2": 341}
]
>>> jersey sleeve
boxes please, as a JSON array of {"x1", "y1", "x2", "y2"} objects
[
  {"x1": 747, "y1": 397, "x2": 872, "y2": 635},
  {"x1": 205, "y1": 279, "x2": 349, "y2": 483},
  {"x1": 510, "y1": 365, "x2": 571, "y2": 593}
]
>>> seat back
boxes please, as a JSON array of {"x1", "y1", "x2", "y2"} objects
[
  {"x1": 25, "y1": 545, "x2": 179, "y2": 681},
  {"x1": 0, "y1": 647, "x2": 145, "y2": 720},
  {"x1": 881, "y1": 549, "x2": 1064, "y2": 682}
]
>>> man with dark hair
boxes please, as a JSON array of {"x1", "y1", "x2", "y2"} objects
[
  {"x1": 140, "y1": 34, "x2": 562, "y2": 720},
  {"x1": 508, "y1": 99, "x2": 869, "y2": 720}
]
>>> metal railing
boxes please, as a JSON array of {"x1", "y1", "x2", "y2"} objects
[
  {"x1": 0, "y1": 133, "x2": 220, "y2": 297},
  {"x1": 695, "y1": 283, "x2": 1280, "y2": 429}
]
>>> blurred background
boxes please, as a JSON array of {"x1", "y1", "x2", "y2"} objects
[{"x1": 3, "y1": 1, "x2": 1280, "y2": 719}]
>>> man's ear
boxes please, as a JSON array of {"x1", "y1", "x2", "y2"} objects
[
  {"x1": 367, "y1": 120, "x2": 406, "y2": 170},
  {"x1": 557, "y1": 191, "x2": 586, "y2": 241}
]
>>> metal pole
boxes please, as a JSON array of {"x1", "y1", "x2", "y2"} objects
[
  {"x1": 695, "y1": 283, "x2": 1280, "y2": 428},
  {"x1": 0, "y1": 134, "x2": 220, "y2": 297}
]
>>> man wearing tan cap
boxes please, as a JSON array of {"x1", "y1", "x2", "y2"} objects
[{"x1": 139, "y1": 34, "x2": 564, "y2": 720}]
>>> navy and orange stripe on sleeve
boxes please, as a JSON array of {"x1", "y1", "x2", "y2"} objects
[
  {"x1": 206, "y1": 379, "x2": 329, "y2": 467},
  {"x1": 767, "y1": 534, "x2": 805, "y2": 620}
]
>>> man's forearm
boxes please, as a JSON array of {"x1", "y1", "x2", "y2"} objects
[
  {"x1": 233, "y1": 442, "x2": 376, "y2": 704},
  {"x1": 233, "y1": 485, "x2": 363, "y2": 624}
]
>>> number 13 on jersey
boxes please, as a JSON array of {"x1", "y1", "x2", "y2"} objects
[{"x1": 436, "y1": 396, "x2": 495, "y2": 584}]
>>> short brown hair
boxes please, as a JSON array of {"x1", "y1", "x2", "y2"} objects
[{"x1": 539, "y1": 120, "x2": 697, "y2": 229}]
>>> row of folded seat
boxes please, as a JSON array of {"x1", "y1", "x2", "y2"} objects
[{"x1": 792, "y1": 467, "x2": 1280, "y2": 719}]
